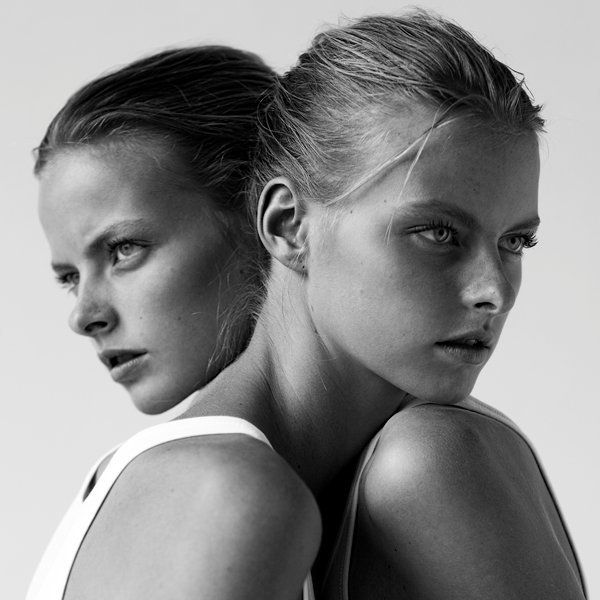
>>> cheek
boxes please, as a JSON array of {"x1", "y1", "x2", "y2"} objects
[
  {"x1": 362, "y1": 263, "x2": 452, "y2": 345},
  {"x1": 130, "y1": 242, "x2": 239, "y2": 325},
  {"x1": 310, "y1": 239, "x2": 453, "y2": 349},
  {"x1": 507, "y1": 260, "x2": 523, "y2": 295}
]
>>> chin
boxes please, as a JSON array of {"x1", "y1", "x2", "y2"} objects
[
  {"x1": 131, "y1": 394, "x2": 184, "y2": 415},
  {"x1": 127, "y1": 381, "x2": 194, "y2": 415},
  {"x1": 407, "y1": 373, "x2": 478, "y2": 407}
]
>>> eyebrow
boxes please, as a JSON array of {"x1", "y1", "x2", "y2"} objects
[
  {"x1": 50, "y1": 218, "x2": 153, "y2": 273},
  {"x1": 398, "y1": 199, "x2": 540, "y2": 231},
  {"x1": 50, "y1": 261, "x2": 75, "y2": 274}
]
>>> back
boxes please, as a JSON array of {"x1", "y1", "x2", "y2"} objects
[{"x1": 28, "y1": 416, "x2": 320, "y2": 600}]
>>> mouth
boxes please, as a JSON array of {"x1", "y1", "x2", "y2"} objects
[
  {"x1": 98, "y1": 350, "x2": 148, "y2": 382},
  {"x1": 435, "y1": 333, "x2": 493, "y2": 365}
]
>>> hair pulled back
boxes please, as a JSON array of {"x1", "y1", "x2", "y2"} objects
[
  {"x1": 35, "y1": 45, "x2": 276, "y2": 373},
  {"x1": 251, "y1": 10, "x2": 544, "y2": 208},
  {"x1": 35, "y1": 46, "x2": 275, "y2": 215}
]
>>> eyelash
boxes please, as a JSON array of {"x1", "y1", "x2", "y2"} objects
[
  {"x1": 55, "y1": 272, "x2": 79, "y2": 290},
  {"x1": 412, "y1": 220, "x2": 459, "y2": 244},
  {"x1": 502, "y1": 231, "x2": 538, "y2": 255},
  {"x1": 106, "y1": 237, "x2": 145, "y2": 264},
  {"x1": 412, "y1": 221, "x2": 539, "y2": 255},
  {"x1": 54, "y1": 237, "x2": 146, "y2": 291}
]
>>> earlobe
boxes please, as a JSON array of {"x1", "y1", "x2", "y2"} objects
[{"x1": 257, "y1": 177, "x2": 309, "y2": 273}]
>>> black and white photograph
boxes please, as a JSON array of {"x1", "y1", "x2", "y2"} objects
[{"x1": 3, "y1": 0, "x2": 597, "y2": 598}]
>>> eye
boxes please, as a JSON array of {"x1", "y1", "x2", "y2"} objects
[
  {"x1": 500, "y1": 235, "x2": 524, "y2": 254},
  {"x1": 419, "y1": 226, "x2": 453, "y2": 244},
  {"x1": 55, "y1": 271, "x2": 80, "y2": 293},
  {"x1": 412, "y1": 221, "x2": 458, "y2": 245},
  {"x1": 115, "y1": 242, "x2": 140, "y2": 261},
  {"x1": 499, "y1": 232, "x2": 538, "y2": 255},
  {"x1": 108, "y1": 239, "x2": 145, "y2": 265}
]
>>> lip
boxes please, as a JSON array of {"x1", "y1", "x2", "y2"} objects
[
  {"x1": 435, "y1": 330, "x2": 494, "y2": 366},
  {"x1": 98, "y1": 349, "x2": 148, "y2": 383}
]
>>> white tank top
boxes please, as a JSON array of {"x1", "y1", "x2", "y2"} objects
[
  {"x1": 319, "y1": 397, "x2": 587, "y2": 599},
  {"x1": 27, "y1": 415, "x2": 315, "y2": 600}
]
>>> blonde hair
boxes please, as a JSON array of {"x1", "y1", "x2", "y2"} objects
[
  {"x1": 35, "y1": 46, "x2": 276, "y2": 375},
  {"x1": 250, "y1": 10, "x2": 544, "y2": 212}
]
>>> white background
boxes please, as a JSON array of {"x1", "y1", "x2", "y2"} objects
[{"x1": 2, "y1": 0, "x2": 598, "y2": 597}]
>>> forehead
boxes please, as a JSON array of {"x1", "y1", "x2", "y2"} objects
[
  {"x1": 364, "y1": 116, "x2": 540, "y2": 224},
  {"x1": 38, "y1": 145, "x2": 210, "y2": 248},
  {"x1": 417, "y1": 122, "x2": 537, "y2": 179}
]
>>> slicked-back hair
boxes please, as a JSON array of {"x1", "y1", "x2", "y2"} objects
[
  {"x1": 251, "y1": 10, "x2": 544, "y2": 211},
  {"x1": 35, "y1": 45, "x2": 276, "y2": 375},
  {"x1": 35, "y1": 46, "x2": 275, "y2": 214}
]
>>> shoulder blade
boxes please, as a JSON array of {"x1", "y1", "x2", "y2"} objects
[{"x1": 65, "y1": 434, "x2": 320, "y2": 600}]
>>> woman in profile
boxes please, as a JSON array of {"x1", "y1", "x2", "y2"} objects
[{"x1": 29, "y1": 46, "x2": 319, "y2": 600}]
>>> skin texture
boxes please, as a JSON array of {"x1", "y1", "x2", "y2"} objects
[
  {"x1": 227, "y1": 116, "x2": 543, "y2": 492},
  {"x1": 36, "y1": 145, "x2": 323, "y2": 600},
  {"x1": 304, "y1": 121, "x2": 540, "y2": 405},
  {"x1": 352, "y1": 403, "x2": 585, "y2": 600},
  {"x1": 38, "y1": 145, "x2": 243, "y2": 414},
  {"x1": 33, "y1": 107, "x2": 582, "y2": 599},
  {"x1": 64, "y1": 435, "x2": 320, "y2": 600},
  {"x1": 235, "y1": 110, "x2": 583, "y2": 598}
]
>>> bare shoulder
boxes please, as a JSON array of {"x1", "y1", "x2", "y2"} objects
[
  {"x1": 356, "y1": 402, "x2": 584, "y2": 599},
  {"x1": 123, "y1": 432, "x2": 319, "y2": 514},
  {"x1": 123, "y1": 433, "x2": 321, "y2": 536},
  {"x1": 365, "y1": 400, "x2": 529, "y2": 491},
  {"x1": 66, "y1": 433, "x2": 321, "y2": 600}
]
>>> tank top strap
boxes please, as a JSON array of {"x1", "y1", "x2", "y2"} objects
[
  {"x1": 453, "y1": 397, "x2": 587, "y2": 596},
  {"x1": 320, "y1": 430, "x2": 384, "y2": 600},
  {"x1": 97, "y1": 415, "x2": 272, "y2": 495},
  {"x1": 320, "y1": 397, "x2": 587, "y2": 599},
  {"x1": 28, "y1": 415, "x2": 319, "y2": 600},
  {"x1": 303, "y1": 572, "x2": 316, "y2": 600},
  {"x1": 97, "y1": 416, "x2": 318, "y2": 600}
]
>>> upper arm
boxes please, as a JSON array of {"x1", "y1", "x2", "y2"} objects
[
  {"x1": 358, "y1": 404, "x2": 584, "y2": 600},
  {"x1": 65, "y1": 435, "x2": 321, "y2": 600}
]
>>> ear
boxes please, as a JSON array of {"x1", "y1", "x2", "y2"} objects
[{"x1": 257, "y1": 177, "x2": 309, "y2": 273}]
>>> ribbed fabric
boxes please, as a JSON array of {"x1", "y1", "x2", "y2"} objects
[
  {"x1": 27, "y1": 414, "x2": 315, "y2": 600},
  {"x1": 319, "y1": 397, "x2": 587, "y2": 599}
]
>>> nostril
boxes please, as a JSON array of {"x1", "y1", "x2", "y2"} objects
[
  {"x1": 84, "y1": 319, "x2": 109, "y2": 334},
  {"x1": 474, "y1": 300, "x2": 497, "y2": 310}
]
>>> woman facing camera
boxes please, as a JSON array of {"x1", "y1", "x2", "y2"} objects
[
  {"x1": 236, "y1": 10, "x2": 584, "y2": 599},
  {"x1": 29, "y1": 47, "x2": 319, "y2": 600}
]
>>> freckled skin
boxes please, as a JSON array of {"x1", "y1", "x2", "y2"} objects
[
  {"x1": 38, "y1": 146, "x2": 243, "y2": 414},
  {"x1": 305, "y1": 124, "x2": 540, "y2": 404}
]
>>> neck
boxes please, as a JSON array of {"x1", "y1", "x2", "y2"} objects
[{"x1": 185, "y1": 266, "x2": 419, "y2": 493}]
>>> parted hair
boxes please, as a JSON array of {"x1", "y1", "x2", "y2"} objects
[
  {"x1": 250, "y1": 10, "x2": 544, "y2": 210},
  {"x1": 34, "y1": 45, "x2": 276, "y2": 375}
]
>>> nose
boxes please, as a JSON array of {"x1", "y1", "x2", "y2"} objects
[
  {"x1": 460, "y1": 248, "x2": 518, "y2": 316},
  {"x1": 68, "y1": 279, "x2": 118, "y2": 337}
]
